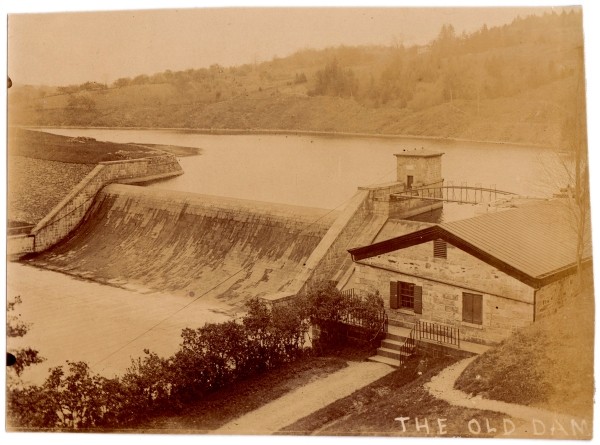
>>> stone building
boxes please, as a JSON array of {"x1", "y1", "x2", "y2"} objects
[{"x1": 347, "y1": 199, "x2": 592, "y2": 346}]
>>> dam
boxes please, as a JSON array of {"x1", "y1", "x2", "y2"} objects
[{"x1": 27, "y1": 184, "x2": 338, "y2": 304}]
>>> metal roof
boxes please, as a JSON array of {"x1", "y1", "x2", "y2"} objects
[{"x1": 348, "y1": 200, "x2": 592, "y2": 288}]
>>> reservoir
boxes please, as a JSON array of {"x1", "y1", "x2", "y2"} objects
[{"x1": 39, "y1": 128, "x2": 566, "y2": 210}]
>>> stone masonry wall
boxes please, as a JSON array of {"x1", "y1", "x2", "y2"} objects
[
  {"x1": 396, "y1": 155, "x2": 442, "y2": 185},
  {"x1": 381, "y1": 240, "x2": 534, "y2": 302},
  {"x1": 30, "y1": 155, "x2": 182, "y2": 252},
  {"x1": 353, "y1": 261, "x2": 534, "y2": 345},
  {"x1": 534, "y1": 265, "x2": 592, "y2": 320},
  {"x1": 287, "y1": 189, "x2": 376, "y2": 294}
]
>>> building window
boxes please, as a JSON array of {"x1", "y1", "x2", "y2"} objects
[
  {"x1": 400, "y1": 282, "x2": 415, "y2": 309},
  {"x1": 390, "y1": 281, "x2": 422, "y2": 313},
  {"x1": 433, "y1": 239, "x2": 447, "y2": 259},
  {"x1": 463, "y1": 292, "x2": 483, "y2": 325}
]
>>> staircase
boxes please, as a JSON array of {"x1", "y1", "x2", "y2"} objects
[{"x1": 368, "y1": 323, "x2": 416, "y2": 368}]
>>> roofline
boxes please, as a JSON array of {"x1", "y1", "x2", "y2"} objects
[
  {"x1": 348, "y1": 225, "x2": 590, "y2": 289},
  {"x1": 394, "y1": 152, "x2": 444, "y2": 158}
]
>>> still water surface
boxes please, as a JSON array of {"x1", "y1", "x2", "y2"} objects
[{"x1": 41, "y1": 128, "x2": 567, "y2": 210}]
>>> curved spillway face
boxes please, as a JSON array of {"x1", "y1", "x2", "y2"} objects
[{"x1": 27, "y1": 184, "x2": 338, "y2": 306}]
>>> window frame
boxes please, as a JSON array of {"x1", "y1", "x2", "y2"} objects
[{"x1": 462, "y1": 292, "x2": 483, "y2": 325}]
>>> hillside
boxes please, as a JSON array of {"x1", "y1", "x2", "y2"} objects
[
  {"x1": 455, "y1": 279, "x2": 594, "y2": 420},
  {"x1": 9, "y1": 10, "x2": 584, "y2": 147}
]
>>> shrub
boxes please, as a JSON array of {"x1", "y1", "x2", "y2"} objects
[
  {"x1": 306, "y1": 281, "x2": 385, "y2": 351},
  {"x1": 7, "y1": 296, "x2": 312, "y2": 430}
]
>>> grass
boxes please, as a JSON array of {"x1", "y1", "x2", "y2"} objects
[
  {"x1": 124, "y1": 355, "x2": 349, "y2": 433},
  {"x1": 455, "y1": 281, "x2": 594, "y2": 419},
  {"x1": 279, "y1": 356, "x2": 519, "y2": 437},
  {"x1": 8, "y1": 128, "x2": 162, "y2": 164}
]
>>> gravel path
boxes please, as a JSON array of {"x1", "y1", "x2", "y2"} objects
[
  {"x1": 425, "y1": 357, "x2": 591, "y2": 439},
  {"x1": 212, "y1": 361, "x2": 394, "y2": 435}
]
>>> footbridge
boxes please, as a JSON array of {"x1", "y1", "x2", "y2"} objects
[{"x1": 392, "y1": 183, "x2": 518, "y2": 205}]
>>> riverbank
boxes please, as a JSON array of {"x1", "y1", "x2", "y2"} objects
[{"x1": 24, "y1": 125, "x2": 557, "y2": 149}]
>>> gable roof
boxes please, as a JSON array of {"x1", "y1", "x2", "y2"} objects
[{"x1": 348, "y1": 200, "x2": 592, "y2": 288}]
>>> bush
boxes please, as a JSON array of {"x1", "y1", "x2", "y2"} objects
[
  {"x1": 306, "y1": 281, "x2": 385, "y2": 351},
  {"x1": 7, "y1": 297, "x2": 311, "y2": 430},
  {"x1": 7, "y1": 285, "x2": 382, "y2": 430}
]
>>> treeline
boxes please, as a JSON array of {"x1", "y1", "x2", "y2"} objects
[
  {"x1": 8, "y1": 9, "x2": 583, "y2": 145},
  {"x1": 309, "y1": 10, "x2": 581, "y2": 109},
  {"x1": 7, "y1": 283, "x2": 384, "y2": 430},
  {"x1": 19, "y1": 9, "x2": 581, "y2": 108}
]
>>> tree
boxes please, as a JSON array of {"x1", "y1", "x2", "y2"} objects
[
  {"x1": 112, "y1": 77, "x2": 131, "y2": 88},
  {"x1": 561, "y1": 45, "x2": 590, "y2": 288},
  {"x1": 310, "y1": 58, "x2": 359, "y2": 98},
  {"x1": 6, "y1": 296, "x2": 44, "y2": 379}
]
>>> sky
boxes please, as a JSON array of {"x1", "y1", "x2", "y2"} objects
[{"x1": 7, "y1": 5, "x2": 566, "y2": 87}]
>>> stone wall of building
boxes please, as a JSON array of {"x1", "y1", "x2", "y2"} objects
[
  {"x1": 534, "y1": 265, "x2": 592, "y2": 320},
  {"x1": 30, "y1": 155, "x2": 182, "y2": 252},
  {"x1": 353, "y1": 261, "x2": 534, "y2": 345},
  {"x1": 395, "y1": 154, "x2": 442, "y2": 186},
  {"x1": 379, "y1": 239, "x2": 534, "y2": 302}
]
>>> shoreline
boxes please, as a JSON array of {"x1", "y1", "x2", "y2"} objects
[{"x1": 21, "y1": 125, "x2": 557, "y2": 150}]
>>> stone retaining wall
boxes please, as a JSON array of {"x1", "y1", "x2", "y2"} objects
[{"x1": 29, "y1": 155, "x2": 182, "y2": 252}]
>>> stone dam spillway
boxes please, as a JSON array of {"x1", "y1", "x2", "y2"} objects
[
  {"x1": 14, "y1": 147, "x2": 455, "y2": 308},
  {"x1": 27, "y1": 184, "x2": 339, "y2": 304}
]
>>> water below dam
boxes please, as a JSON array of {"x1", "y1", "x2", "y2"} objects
[{"x1": 9, "y1": 128, "x2": 570, "y2": 383}]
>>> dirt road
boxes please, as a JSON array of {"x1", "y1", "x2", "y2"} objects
[{"x1": 212, "y1": 360, "x2": 394, "y2": 435}]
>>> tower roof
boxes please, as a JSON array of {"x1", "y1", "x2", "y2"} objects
[{"x1": 394, "y1": 148, "x2": 444, "y2": 158}]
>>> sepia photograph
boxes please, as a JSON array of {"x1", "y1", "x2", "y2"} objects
[{"x1": 3, "y1": 1, "x2": 596, "y2": 441}]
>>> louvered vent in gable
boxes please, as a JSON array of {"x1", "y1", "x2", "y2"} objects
[{"x1": 433, "y1": 238, "x2": 447, "y2": 259}]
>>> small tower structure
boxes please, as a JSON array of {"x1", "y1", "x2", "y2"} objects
[{"x1": 394, "y1": 148, "x2": 444, "y2": 190}]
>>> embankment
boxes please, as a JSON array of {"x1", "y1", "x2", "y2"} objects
[{"x1": 27, "y1": 184, "x2": 337, "y2": 304}]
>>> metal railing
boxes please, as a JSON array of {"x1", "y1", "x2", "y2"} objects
[
  {"x1": 338, "y1": 289, "x2": 387, "y2": 339},
  {"x1": 370, "y1": 312, "x2": 388, "y2": 343},
  {"x1": 417, "y1": 320, "x2": 460, "y2": 348},
  {"x1": 399, "y1": 324, "x2": 417, "y2": 366}
]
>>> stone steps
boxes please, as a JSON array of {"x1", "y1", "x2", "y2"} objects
[{"x1": 368, "y1": 324, "x2": 415, "y2": 368}]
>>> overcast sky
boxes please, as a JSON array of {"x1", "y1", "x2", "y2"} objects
[{"x1": 8, "y1": 6, "x2": 565, "y2": 87}]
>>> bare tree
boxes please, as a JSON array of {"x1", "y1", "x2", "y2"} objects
[{"x1": 561, "y1": 44, "x2": 590, "y2": 289}]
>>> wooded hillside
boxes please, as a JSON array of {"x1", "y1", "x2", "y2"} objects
[{"x1": 9, "y1": 10, "x2": 584, "y2": 147}]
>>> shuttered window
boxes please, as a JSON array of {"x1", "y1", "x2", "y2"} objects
[
  {"x1": 433, "y1": 239, "x2": 447, "y2": 259},
  {"x1": 390, "y1": 281, "x2": 422, "y2": 314},
  {"x1": 462, "y1": 292, "x2": 483, "y2": 324},
  {"x1": 399, "y1": 282, "x2": 414, "y2": 309}
]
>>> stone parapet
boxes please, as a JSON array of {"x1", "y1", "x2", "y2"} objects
[{"x1": 29, "y1": 155, "x2": 183, "y2": 253}]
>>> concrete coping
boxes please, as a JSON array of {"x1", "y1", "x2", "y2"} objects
[{"x1": 98, "y1": 154, "x2": 175, "y2": 165}]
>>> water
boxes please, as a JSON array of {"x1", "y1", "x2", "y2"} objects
[
  {"x1": 10, "y1": 128, "x2": 570, "y2": 381},
  {"x1": 39, "y1": 128, "x2": 568, "y2": 211}
]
